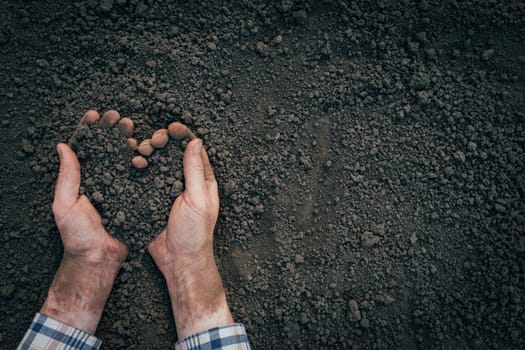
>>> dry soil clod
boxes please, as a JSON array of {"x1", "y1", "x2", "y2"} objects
[
  {"x1": 131, "y1": 155, "x2": 148, "y2": 169},
  {"x1": 118, "y1": 118, "x2": 134, "y2": 138},
  {"x1": 99, "y1": 109, "x2": 121, "y2": 128},
  {"x1": 168, "y1": 122, "x2": 196, "y2": 140},
  {"x1": 138, "y1": 139, "x2": 154, "y2": 156},
  {"x1": 127, "y1": 138, "x2": 138, "y2": 150},
  {"x1": 151, "y1": 129, "x2": 169, "y2": 148},
  {"x1": 82, "y1": 110, "x2": 100, "y2": 125}
]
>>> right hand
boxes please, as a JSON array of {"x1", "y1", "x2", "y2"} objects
[
  {"x1": 148, "y1": 138, "x2": 233, "y2": 339},
  {"x1": 148, "y1": 138, "x2": 219, "y2": 277}
]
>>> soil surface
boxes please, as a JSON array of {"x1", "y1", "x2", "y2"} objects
[{"x1": 1, "y1": 1, "x2": 525, "y2": 349}]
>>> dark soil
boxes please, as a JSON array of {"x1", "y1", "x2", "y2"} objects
[{"x1": 1, "y1": 1, "x2": 524, "y2": 349}]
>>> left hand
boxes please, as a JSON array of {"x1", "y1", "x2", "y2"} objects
[{"x1": 40, "y1": 143, "x2": 127, "y2": 334}]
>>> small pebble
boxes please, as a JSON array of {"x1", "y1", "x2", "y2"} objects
[
  {"x1": 224, "y1": 180, "x2": 237, "y2": 195},
  {"x1": 453, "y1": 150, "x2": 466, "y2": 162},
  {"x1": 138, "y1": 139, "x2": 154, "y2": 156},
  {"x1": 494, "y1": 203, "x2": 506, "y2": 213},
  {"x1": 92, "y1": 191, "x2": 104, "y2": 202},
  {"x1": 99, "y1": 110, "x2": 121, "y2": 128},
  {"x1": 349, "y1": 300, "x2": 362, "y2": 321},
  {"x1": 118, "y1": 118, "x2": 134, "y2": 137},
  {"x1": 361, "y1": 232, "x2": 380, "y2": 247},
  {"x1": 127, "y1": 138, "x2": 138, "y2": 150},
  {"x1": 132, "y1": 156, "x2": 148, "y2": 169},
  {"x1": 172, "y1": 179, "x2": 183, "y2": 195},
  {"x1": 256, "y1": 41, "x2": 270, "y2": 57},
  {"x1": 115, "y1": 211, "x2": 126, "y2": 225},
  {"x1": 370, "y1": 223, "x2": 385, "y2": 235}
]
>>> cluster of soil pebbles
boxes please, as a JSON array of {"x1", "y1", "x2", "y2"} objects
[{"x1": 1, "y1": 0, "x2": 524, "y2": 349}]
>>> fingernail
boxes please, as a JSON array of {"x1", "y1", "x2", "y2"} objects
[
  {"x1": 56, "y1": 144, "x2": 63, "y2": 157},
  {"x1": 194, "y1": 140, "x2": 202, "y2": 155}
]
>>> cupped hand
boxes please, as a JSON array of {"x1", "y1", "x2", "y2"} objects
[
  {"x1": 148, "y1": 138, "x2": 233, "y2": 339},
  {"x1": 148, "y1": 139, "x2": 219, "y2": 273},
  {"x1": 51, "y1": 143, "x2": 127, "y2": 263},
  {"x1": 41, "y1": 143, "x2": 127, "y2": 334}
]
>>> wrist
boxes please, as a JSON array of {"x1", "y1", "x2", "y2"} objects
[
  {"x1": 164, "y1": 255, "x2": 234, "y2": 339},
  {"x1": 40, "y1": 254, "x2": 123, "y2": 334}
]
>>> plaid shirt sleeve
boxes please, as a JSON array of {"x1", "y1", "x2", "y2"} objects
[
  {"x1": 19, "y1": 313, "x2": 250, "y2": 350},
  {"x1": 17, "y1": 313, "x2": 102, "y2": 350},
  {"x1": 175, "y1": 323, "x2": 251, "y2": 350}
]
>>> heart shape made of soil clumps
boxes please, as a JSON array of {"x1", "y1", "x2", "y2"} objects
[{"x1": 70, "y1": 109, "x2": 196, "y2": 255}]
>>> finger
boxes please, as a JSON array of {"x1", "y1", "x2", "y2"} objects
[
  {"x1": 151, "y1": 129, "x2": 169, "y2": 148},
  {"x1": 132, "y1": 155, "x2": 148, "y2": 169},
  {"x1": 127, "y1": 138, "x2": 138, "y2": 150},
  {"x1": 118, "y1": 117, "x2": 134, "y2": 137},
  {"x1": 168, "y1": 122, "x2": 196, "y2": 140},
  {"x1": 183, "y1": 138, "x2": 206, "y2": 198},
  {"x1": 81, "y1": 110, "x2": 100, "y2": 125},
  {"x1": 99, "y1": 110, "x2": 121, "y2": 128},
  {"x1": 138, "y1": 139, "x2": 154, "y2": 156},
  {"x1": 54, "y1": 143, "x2": 81, "y2": 209},
  {"x1": 200, "y1": 146, "x2": 216, "y2": 183}
]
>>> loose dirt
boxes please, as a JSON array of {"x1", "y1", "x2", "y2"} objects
[{"x1": 1, "y1": 1, "x2": 524, "y2": 349}]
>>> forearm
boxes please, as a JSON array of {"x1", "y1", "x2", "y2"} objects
[
  {"x1": 40, "y1": 255, "x2": 122, "y2": 334},
  {"x1": 164, "y1": 255, "x2": 234, "y2": 339}
]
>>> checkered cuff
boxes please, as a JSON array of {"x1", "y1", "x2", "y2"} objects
[
  {"x1": 18, "y1": 313, "x2": 101, "y2": 350},
  {"x1": 175, "y1": 324, "x2": 251, "y2": 350}
]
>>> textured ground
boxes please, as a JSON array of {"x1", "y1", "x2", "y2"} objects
[{"x1": 1, "y1": 1, "x2": 524, "y2": 349}]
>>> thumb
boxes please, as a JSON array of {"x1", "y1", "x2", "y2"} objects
[
  {"x1": 54, "y1": 143, "x2": 81, "y2": 211},
  {"x1": 182, "y1": 139, "x2": 206, "y2": 199}
]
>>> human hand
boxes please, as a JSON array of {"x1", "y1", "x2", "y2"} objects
[
  {"x1": 148, "y1": 138, "x2": 219, "y2": 272},
  {"x1": 148, "y1": 138, "x2": 233, "y2": 339},
  {"x1": 40, "y1": 142, "x2": 127, "y2": 334}
]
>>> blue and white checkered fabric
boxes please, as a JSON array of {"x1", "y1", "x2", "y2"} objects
[
  {"x1": 175, "y1": 324, "x2": 251, "y2": 350},
  {"x1": 17, "y1": 313, "x2": 101, "y2": 350},
  {"x1": 18, "y1": 313, "x2": 251, "y2": 350}
]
